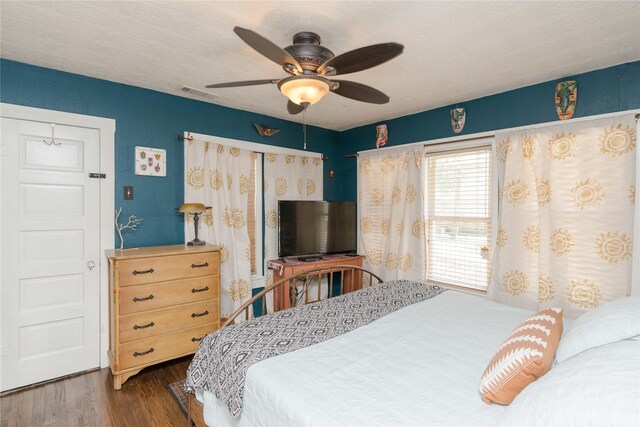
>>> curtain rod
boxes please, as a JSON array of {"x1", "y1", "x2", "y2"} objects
[
  {"x1": 414, "y1": 113, "x2": 640, "y2": 148},
  {"x1": 423, "y1": 134, "x2": 494, "y2": 147},
  {"x1": 342, "y1": 134, "x2": 494, "y2": 158},
  {"x1": 342, "y1": 113, "x2": 640, "y2": 157},
  {"x1": 355, "y1": 109, "x2": 640, "y2": 157},
  {"x1": 177, "y1": 134, "x2": 327, "y2": 161},
  {"x1": 183, "y1": 112, "x2": 640, "y2": 159}
]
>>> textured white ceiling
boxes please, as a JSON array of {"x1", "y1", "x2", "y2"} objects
[{"x1": 1, "y1": 1, "x2": 639, "y2": 131}]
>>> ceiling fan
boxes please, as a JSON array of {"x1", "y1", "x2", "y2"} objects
[{"x1": 206, "y1": 27, "x2": 404, "y2": 114}]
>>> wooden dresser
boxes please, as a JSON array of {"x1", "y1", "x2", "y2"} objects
[{"x1": 105, "y1": 244, "x2": 220, "y2": 389}]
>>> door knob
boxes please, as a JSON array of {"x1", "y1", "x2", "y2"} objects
[{"x1": 87, "y1": 260, "x2": 96, "y2": 271}]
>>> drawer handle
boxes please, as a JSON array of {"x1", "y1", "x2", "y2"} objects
[
  {"x1": 132, "y1": 294, "x2": 154, "y2": 302},
  {"x1": 191, "y1": 336, "x2": 205, "y2": 342},
  {"x1": 191, "y1": 310, "x2": 209, "y2": 318},
  {"x1": 133, "y1": 348, "x2": 154, "y2": 357},
  {"x1": 133, "y1": 321, "x2": 155, "y2": 330},
  {"x1": 191, "y1": 262, "x2": 209, "y2": 268},
  {"x1": 191, "y1": 286, "x2": 210, "y2": 293},
  {"x1": 132, "y1": 268, "x2": 155, "y2": 275}
]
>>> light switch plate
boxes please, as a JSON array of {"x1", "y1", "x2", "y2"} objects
[{"x1": 124, "y1": 186, "x2": 134, "y2": 200}]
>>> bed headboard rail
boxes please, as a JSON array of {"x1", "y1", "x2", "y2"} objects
[{"x1": 223, "y1": 265, "x2": 383, "y2": 327}]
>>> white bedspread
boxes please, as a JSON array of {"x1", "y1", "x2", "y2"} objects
[
  {"x1": 197, "y1": 291, "x2": 537, "y2": 427},
  {"x1": 498, "y1": 338, "x2": 640, "y2": 426}
]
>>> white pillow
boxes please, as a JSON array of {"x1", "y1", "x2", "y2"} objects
[
  {"x1": 498, "y1": 339, "x2": 640, "y2": 427},
  {"x1": 556, "y1": 295, "x2": 640, "y2": 363}
]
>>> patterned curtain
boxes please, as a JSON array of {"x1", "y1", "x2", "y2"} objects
[
  {"x1": 185, "y1": 140, "x2": 254, "y2": 319},
  {"x1": 358, "y1": 147, "x2": 427, "y2": 282},
  {"x1": 489, "y1": 115, "x2": 636, "y2": 318},
  {"x1": 263, "y1": 153, "x2": 323, "y2": 290}
]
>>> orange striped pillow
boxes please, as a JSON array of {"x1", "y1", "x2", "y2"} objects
[{"x1": 480, "y1": 308, "x2": 563, "y2": 405}]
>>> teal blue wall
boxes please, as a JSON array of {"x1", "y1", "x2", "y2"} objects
[
  {"x1": 334, "y1": 61, "x2": 640, "y2": 201},
  {"x1": 0, "y1": 59, "x2": 339, "y2": 247},
  {"x1": 2, "y1": 59, "x2": 638, "y2": 242}
]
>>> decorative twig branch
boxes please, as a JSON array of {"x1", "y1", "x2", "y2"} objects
[{"x1": 115, "y1": 207, "x2": 143, "y2": 249}]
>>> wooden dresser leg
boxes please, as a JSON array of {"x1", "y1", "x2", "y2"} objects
[
  {"x1": 113, "y1": 374, "x2": 123, "y2": 390},
  {"x1": 113, "y1": 369, "x2": 142, "y2": 390}
]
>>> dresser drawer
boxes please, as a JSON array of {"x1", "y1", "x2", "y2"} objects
[
  {"x1": 119, "y1": 276, "x2": 218, "y2": 314},
  {"x1": 119, "y1": 323, "x2": 217, "y2": 370},
  {"x1": 118, "y1": 252, "x2": 219, "y2": 286},
  {"x1": 119, "y1": 299, "x2": 218, "y2": 342}
]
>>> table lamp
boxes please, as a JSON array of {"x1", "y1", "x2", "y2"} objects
[{"x1": 178, "y1": 203, "x2": 211, "y2": 246}]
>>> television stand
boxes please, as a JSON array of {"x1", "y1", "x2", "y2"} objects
[
  {"x1": 298, "y1": 255, "x2": 323, "y2": 262},
  {"x1": 268, "y1": 254, "x2": 365, "y2": 311}
]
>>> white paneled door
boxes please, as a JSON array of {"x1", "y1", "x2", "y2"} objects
[{"x1": 1, "y1": 118, "x2": 101, "y2": 392}]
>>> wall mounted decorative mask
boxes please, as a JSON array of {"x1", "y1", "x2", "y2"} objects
[
  {"x1": 450, "y1": 107, "x2": 466, "y2": 134},
  {"x1": 376, "y1": 124, "x2": 388, "y2": 149},
  {"x1": 555, "y1": 80, "x2": 578, "y2": 120}
]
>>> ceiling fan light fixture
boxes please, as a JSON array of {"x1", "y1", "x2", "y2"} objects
[
  {"x1": 278, "y1": 75, "x2": 331, "y2": 105},
  {"x1": 207, "y1": 27, "x2": 403, "y2": 114}
]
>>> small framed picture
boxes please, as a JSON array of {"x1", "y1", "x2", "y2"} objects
[{"x1": 135, "y1": 146, "x2": 166, "y2": 177}]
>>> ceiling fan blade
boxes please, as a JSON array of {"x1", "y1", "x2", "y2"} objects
[
  {"x1": 234, "y1": 27, "x2": 302, "y2": 73},
  {"x1": 287, "y1": 100, "x2": 305, "y2": 115},
  {"x1": 317, "y1": 43, "x2": 404, "y2": 76},
  {"x1": 332, "y1": 81, "x2": 390, "y2": 104},
  {"x1": 331, "y1": 81, "x2": 390, "y2": 104},
  {"x1": 206, "y1": 79, "x2": 278, "y2": 88}
]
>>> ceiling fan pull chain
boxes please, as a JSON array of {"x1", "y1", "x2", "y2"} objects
[{"x1": 303, "y1": 108, "x2": 307, "y2": 150}]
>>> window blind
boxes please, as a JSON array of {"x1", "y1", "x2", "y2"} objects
[{"x1": 424, "y1": 146, "x2": 492, "y2": 290}]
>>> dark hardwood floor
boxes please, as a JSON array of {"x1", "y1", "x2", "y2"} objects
[{"x1": 1, "y1": 357, "x2": 192, "y2": 427}]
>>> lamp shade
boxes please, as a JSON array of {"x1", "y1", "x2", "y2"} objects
[
  {"x1": 278, "y1": 75, "x2": 331, "y2": 105},
  {"x1": 178, "y1": 203, "x2": 205, "y2": 214}
]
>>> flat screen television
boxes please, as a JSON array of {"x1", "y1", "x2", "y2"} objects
[{"x1": 278, "y1": 200, "x2": 357, "y2": 258}]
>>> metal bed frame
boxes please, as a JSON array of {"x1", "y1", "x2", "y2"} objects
[{"x1": 186, "y1": 264, "x2": 383, "y2": 427}]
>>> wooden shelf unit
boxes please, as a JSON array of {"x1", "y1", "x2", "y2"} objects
[
  {"x1": 105, "y1": 244, "x2": 220, "y2": 390},
  {"x1": 269, "y1": 255, "x2": 365, "y2": 311}
]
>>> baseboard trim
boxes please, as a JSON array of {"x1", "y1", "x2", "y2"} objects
[{"x1": 0, "y1": 367, "x2": 101, "y2": 397}]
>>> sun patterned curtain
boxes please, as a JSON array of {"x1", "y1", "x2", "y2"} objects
[
  {"x1": 263, "y1": 153, "x2": 323, "y2": 289},
  {"x1": 358, "y1": 147, "x2": 427, "y2": 282},
  {"x1": 185, "y1": 139, "x2": 254, "y2": 319},
  {"x1": 489, "y1": 115, "x2": 637, "y2": 318}
]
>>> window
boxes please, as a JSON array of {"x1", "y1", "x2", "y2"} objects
[
  {"x1": 184, "y1": 131, "x2": 323, "y2": 292},
  {"x1": 424, "y1": 145, "x2": 492, "y2": 290}
]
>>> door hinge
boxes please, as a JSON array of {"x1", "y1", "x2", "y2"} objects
[{"x1": 89, "y1": 173, "x2": 106, "y2": 179}]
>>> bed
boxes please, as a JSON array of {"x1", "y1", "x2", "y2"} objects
[{"x1": 185, "y1": 266, "x2": 640, "y2": 427}]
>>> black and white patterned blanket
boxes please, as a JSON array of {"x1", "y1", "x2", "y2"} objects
[{"x1": 185, "y1": 280, "x2": 445, "y2": 418}]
